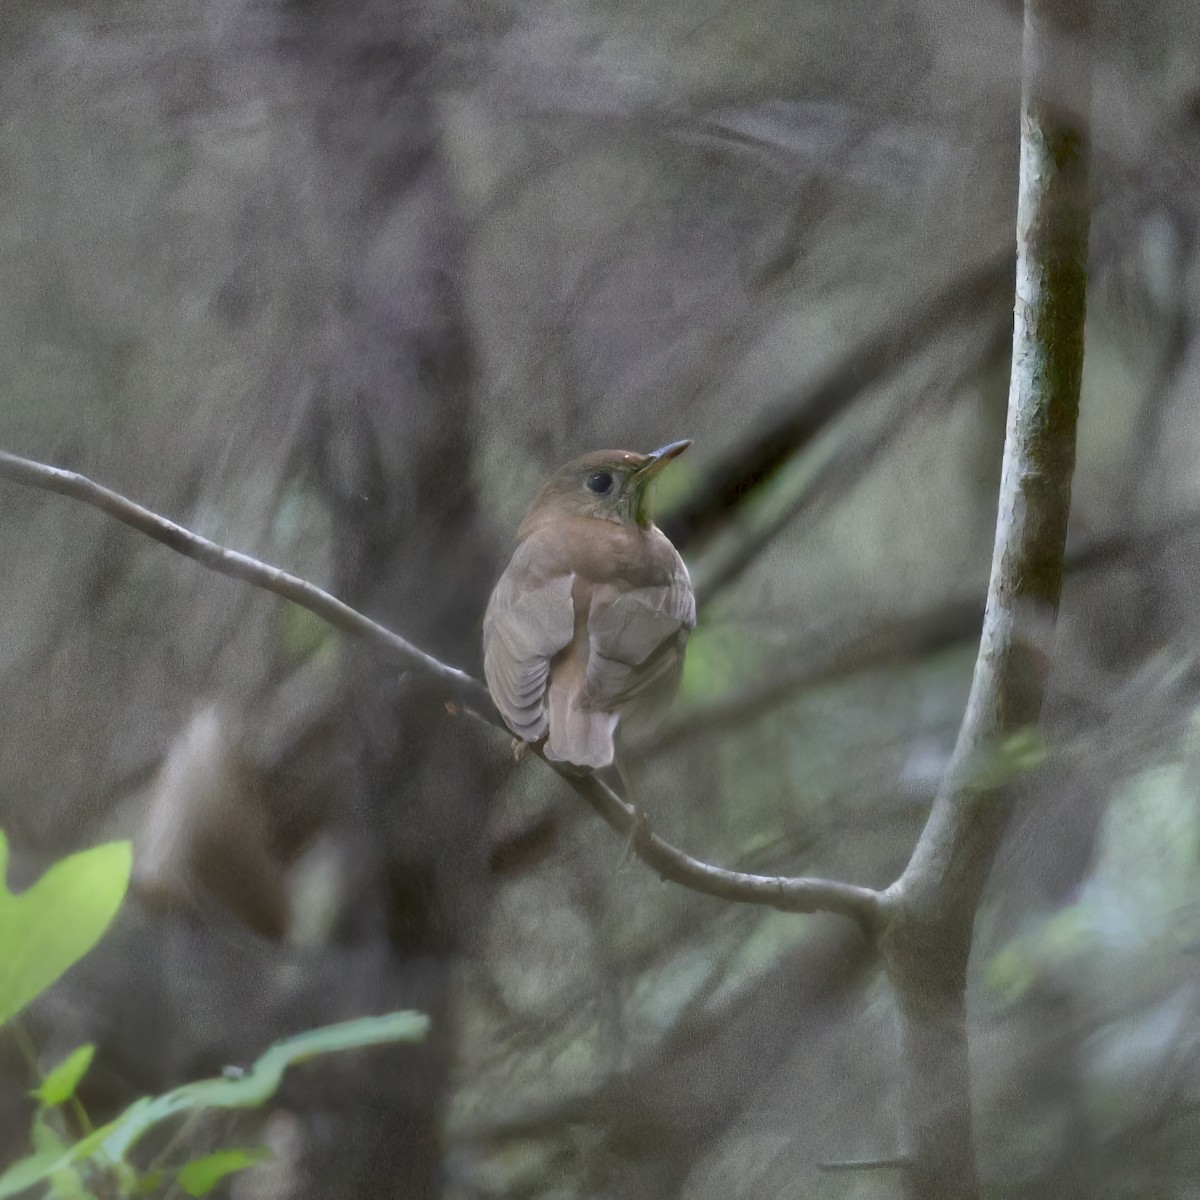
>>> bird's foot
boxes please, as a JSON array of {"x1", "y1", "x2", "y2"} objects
[{"x1": 511, "y1": 738, "x2": 533, "y2": 763}]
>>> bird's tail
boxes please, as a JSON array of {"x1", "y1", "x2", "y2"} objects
[{"x1": 544, "y1": 685, "x2": 618, "y2": 770}]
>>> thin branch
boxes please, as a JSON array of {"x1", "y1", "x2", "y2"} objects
[
  {"x1": 819, "y1": 1157, "x2": 910, "y2": 1172},
  {"x1": 561, "y1": 770, "x2": 882, "y2": 922},
  {"x1": 0, "y1": 449, "x2": 883, "y2": 928},
  {"x1": 0, "y1": 450, "x2": 493, "y2": 716}
]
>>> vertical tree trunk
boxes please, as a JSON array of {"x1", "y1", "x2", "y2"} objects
[
  {"x1": 879, "y1": 0, "x2": 1092, "y2": 1196},
  {"x1": 280, "y1": 5, "x2": 497, "y2": 1196}
]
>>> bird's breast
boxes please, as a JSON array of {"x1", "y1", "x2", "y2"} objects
[{"x1": 522, "y1": 515, "x2": 683, "y2": 590}]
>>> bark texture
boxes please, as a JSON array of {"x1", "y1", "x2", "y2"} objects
[{"x1": 879, "y1": 0, "x2": 1093, "y2": 1195}]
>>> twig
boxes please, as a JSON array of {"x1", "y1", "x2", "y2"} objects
[
  {"x1": 818, "y1": 1157, "x2": 910, "y2": 1172},
  {"x1": 0, "y1": 451, "x2": 492, "y2": 717},
  {"x1": 0, "y1": 449, "x2": 882, "y2": 929},
  {"x1": 562, "y1": 769, "x2": 881, "y2": 922}
]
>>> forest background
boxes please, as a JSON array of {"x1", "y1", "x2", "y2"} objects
[{"x1": 1, "y1": 0, "x2": 1199, "y2": 1197}]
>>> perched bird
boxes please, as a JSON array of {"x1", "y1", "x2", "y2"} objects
[{"x1": 484, "y1": 441, "x2": 695, "y2": 773}]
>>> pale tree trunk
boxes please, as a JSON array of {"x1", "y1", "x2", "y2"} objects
[{"x1": 877, "y1": 0, "x2": 1093, "y2": 1195}]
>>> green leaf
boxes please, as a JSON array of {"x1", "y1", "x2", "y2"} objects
[
  {"x1": 33, "y1": 1044, "x2": 96, "y2": 1106},
  {"x1": 98, "y1": 1010, "x2": 429, "y2": 1160},
  {"x1": 45, "y1": 1169, "x2": 95, "y2": 1200},
  {"x1": 0, "y1": 1010, "x2": 428, "y2": 1198},
  {"x1": 0, "y1": 1116, "x2": 121, "y2": 1198},
  {"x1": 0, "y1": 833, "x2": 132, "y2": 1027},
  {"x1": 177, "y1": 1147, "x2": 271, "y2": 1196},
  {"x1": 0, "y1": 1149, "x2": 71, "y2": 1199},
  {"x1": 30, "y1": 1114, "x2": 68, "y2": 1155}
]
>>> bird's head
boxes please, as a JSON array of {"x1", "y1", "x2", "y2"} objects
[{"x1": 520, "y1": 440, "x2": 691, "y2": 535}]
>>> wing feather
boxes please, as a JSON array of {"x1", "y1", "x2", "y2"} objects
[
  {"x1": 483, "y1": 550, "x2": 575, "y2": 741},
  {"x1": 585, "y1": 558, "x2": 695, "y2": 712}
]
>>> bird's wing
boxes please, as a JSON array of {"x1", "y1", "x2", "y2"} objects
[
  {"x1": 585, "y1": 559, "x2": 695, "y2": 711},
  {"x1": 483, "y1": 550, "x2": 576, "y2": 743}
]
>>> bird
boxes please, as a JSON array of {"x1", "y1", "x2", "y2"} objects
[{"x1": 483, "y1": 441, "x2": 695, "y2": 776}]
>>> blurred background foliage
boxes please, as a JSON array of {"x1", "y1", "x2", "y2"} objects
[{"x1": 1, "y1": 0, "x2": 1200, "y2": 1196}]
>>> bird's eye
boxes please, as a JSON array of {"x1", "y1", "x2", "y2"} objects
[{"x1": 586, "y1": 471, "x2": 614, "y2": 495}]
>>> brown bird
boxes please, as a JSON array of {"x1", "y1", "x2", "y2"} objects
[{"x1": 484, "y1": 441, "x2": 695, "y2": 773}]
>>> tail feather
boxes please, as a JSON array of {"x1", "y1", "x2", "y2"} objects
[{"x1": 544, "y1": 684, "x2": 618, "y2": 769}]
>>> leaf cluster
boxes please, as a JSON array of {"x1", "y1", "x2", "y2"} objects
[{"x1": 0, "y1": 832, "x2": 428, "y2": 1199}]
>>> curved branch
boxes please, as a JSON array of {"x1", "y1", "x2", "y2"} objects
[
  {"x1": 0, "y1": 449, "x2": 883, "y2": 928},
  {"x1": 563, "y1": 770, "x2": 882, "y2": 923},
  {"x1": 0, "y1": 450, "x2": 493, "y2": 716}
]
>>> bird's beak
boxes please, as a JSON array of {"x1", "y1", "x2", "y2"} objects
[{"x1": 633, "y1": 439, "x2": 691, "y2": 484}]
